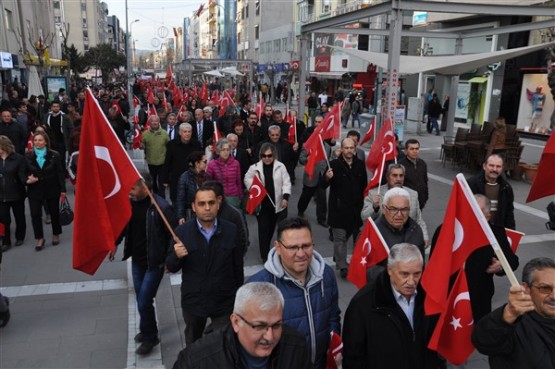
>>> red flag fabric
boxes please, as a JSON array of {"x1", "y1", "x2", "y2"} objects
[
  {"x1": 359, "y1": 116, "x2": 376, "y2": 145},
  {"x1": 421, "y1": 176, "x2": 490, "y2": 315},
  {"x1": 318, "y1": 102, "x2": 342, "y2": 141},
  {"x1": 325, "y1": 331, "x2": 343, "y2": 369},
  {"x1": 287, "y1": 122, "x2": 296, "y2": 145},
  {"x1": 218, "y1": 91, "x2": 235, "y2": 118},
  {"x1": 363, "y1": 154, "x2": 386, "y2": 197},
  {"x1": 211, "y1": 89, "x2": 220, "y2": 105},
  {"x1": 111, "y1": 100, "x2": 122, "y2": 116},
  {"x1": 172, "y1": 86, "x2": 183, "y2": 107},
  {"x1": 505, "y1": 228, "x2": 525, "y2": 253},
  {"x1": 304, "y1": 134, "x2": 327, "y2": 180},
  {"x1": 366, "y1": 119, "x2": 396, "y2": 171},
  {"x1": 146, "y1": 87, "x2": 155, "y2": 105},
  {"x1": 245, "y1": 175, "x2": 267, "y2": 214},
  {"x1": 162, "y1": 93, "x2": 171, "y2": 111},
  {"x1": 526, "y1": 132, "x2": 555, "y2": 202},
  {"x1": 73, "y1": 88, "x2": 141, "y2": 275},
  {"x1": 132, "y1": 95, "x2": 140, "y2": 108},
  {"x1": 166, "y1": 64, "x2": 173, "y2": 83},
  {"x1": 428, "y1": 269, "x2": 475, "y2": 365},
  {"x1": 0, "y1": 222, "x2": 5, "y2": 237},
  {"x1": 347, "y1": 217, "x2": 390, "y2": 288},
  {"x1": 132, "y1": 123, "x2": 142, "y2": 150},
  {"x1": 255, "y1": 95, "x2": 264, "y2": 122},
  {"x1": 212, "y1": 121, "x2": 223, "y2": 153},
  {"x1": 177, "y1": 104, "x2": 187, "y2": 122},
  {"x1": 26, "y1": 132, "x2": 33, "y2": 152},
  {"x1": 199, "y1": 83, "x2": 209, "y2": 101}
]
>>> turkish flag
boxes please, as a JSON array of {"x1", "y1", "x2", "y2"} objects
[
  {"x1": 505, "y1": 228, "x2": 525, "y2": 253},
  {"x1": 255, "y1": 95, "x2": 264, "y2": 122},
  {"x1": 0, "y1": 222, "x2": 5, "y2": 237},
  {"x1": 26, "y1": 132, "x2": 34, "y2": 152},
  {"x1": 146, "y1": 87, "x2": 155, "y2": 105},
  {"x1": 318, "y1": 102, "x2": 342, "y2": 141},
  {"x1": 304, "y1": 134, "x2": 327, "y2": 180},
  {"x1": 359, "y1": 116, "x2": 376, "y2": 145},
  {"x1": 218, "y1": 91, "x2": 235, "y2": 118},
  {"x1": 162, "y1": 93, "x2": 171, "y2": 111},
  {"x1": 366, "y1": 119, "x2": 396, "y2": 172},
  {"x1": 132, "y1": 95, "x2": 140, "y2": 108},
  {"x1": 363, "y1": 154, "x2": 386, "y2": 197},
  {"x1": 199, "y1": 83, "x2": 209, "y2": 101},
  {"x1": 325, "y1": 332, "x2": 343, "y2": 369},
  {"x1": 428, "y1": 269, "x2": 475, "y2": 365},
  {"x1": 421, "y1": 175, "x2": 490, "y2": 315},
  {"x1": 132, "y1": 123, "x2": 142, "y2": 150},
  {"x1": 172, "y1": 86, "x2": 183, "y2": 108},
  {"x1": 287, "y1": 122, "x2": 297, "y2": 144},
  {"x1": 73, "y1": 88, "x2": 141, "y2": 275},
  {"x1": 245, "y1": 175, "x2": 267, "y2": 214},
  {"x1": 347, "y1": 217, "x2": 390, "y2": 288},
  {"x1": 211, "y1": 89, "x2": 220, "y2": 105},
  {"x1": 177, "y1": 104, "x2": 187, "y2": 122},
  {"x1": 166, "y1": 64, "x2": 173, "y2": 83},
  {"x1": 526, "y1": 132, "x2": 555, "y2": 202}
]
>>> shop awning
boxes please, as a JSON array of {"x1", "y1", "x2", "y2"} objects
[
  {"x1": 24, "y1": 54, "x2": 67, "y2": 67},
  {"x1": 468, "y1": 77, "x2": 488, "y2": 83},
  {"x1": 309, "y1": 71, "x2": 345, "y2": 80},
  {"x1": 331, "y1": 41, "x2": 555, "y2": 76}
]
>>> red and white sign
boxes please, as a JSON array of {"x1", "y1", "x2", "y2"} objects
[
  {"x1": 315, "y1": 56, "x2": 331, "y2": 72},
  {"x1": 290, "y1": 60, "x2": 300, "y2": 71}
]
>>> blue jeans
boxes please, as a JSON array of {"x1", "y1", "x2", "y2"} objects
[
  {"x1": 430, "y1": 117, "x2": 440, "y2": 134},
  {"x1": 132, "y1": 261, "x2": 164, "y2": 341},
  {"x1": 352, "y1": 113, "x2": 360, "y2": 128}
]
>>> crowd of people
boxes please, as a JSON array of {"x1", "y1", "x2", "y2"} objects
[{"x1": 0, "y1": 77, "x2": 552, "y2": 369}]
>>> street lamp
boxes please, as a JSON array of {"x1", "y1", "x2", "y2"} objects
[
  {"x1": 129, "y1": 19, "x2": 140, "y2": 71},
  {"x1": 126, "y1": 17, "x2": 139, "y2": 121}
]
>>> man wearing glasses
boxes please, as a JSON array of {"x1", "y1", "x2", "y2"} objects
[
  {"x1": 375, "y1": 187, "x2": 425, "y2": 259},
  {"x1": 172, "y1": 282, "x2": 311, "y2": 369},
  {"x1": 249, "y1": 217, "x2": 341, "y2": 369},
  {"x1": 472, "y1": 257, "x2": 555, "y2": 369}
]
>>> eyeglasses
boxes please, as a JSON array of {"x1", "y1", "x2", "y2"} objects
[
  {"x1": 383, "y1": 205, "x2": 410, "y2": 215},
  {"x1": 531, "y1": 284, "x2": 554, "y2": 294},
  {"x1": 261, "y1": 154, "x2": 273, "y2": 158},
  {"x1": 277, "y1": 239, "x2": 314, "y2": 253},
  {"x1": 236, "y1": 313, "x2": 283, "y2": 332}
]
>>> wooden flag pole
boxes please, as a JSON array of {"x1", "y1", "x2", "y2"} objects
[
  {"x1": 376, "y1": 154, "x2": 387, "y2": 197},
  {"x1": 319, "y1": 134, "x2": 331, "y2": 169}
]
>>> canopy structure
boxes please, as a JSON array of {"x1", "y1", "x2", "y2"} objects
[
  {"x1": 27, "y1": 66, "x2": 44, "y2": 98},
  {"x1": 203, "y1": 69, "x2": 224, "y2": 77},
  {"x1": 331, "y1": 42, "x2": 555, "y2": 76},
  {"x1": 220, "y1": 67, "x2": 244, "y2": 76}
]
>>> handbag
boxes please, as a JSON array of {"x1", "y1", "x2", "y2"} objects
[{"x1": 59, "y1": 196, "x2": 74, "y2": 226}]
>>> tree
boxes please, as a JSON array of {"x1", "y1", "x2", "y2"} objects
[
  {"x1": 83, "y1": 43, "x2": 126, "y2": 84},
  {"x1": 63, "y1": 44, "x2": 87, "y2": 76}
]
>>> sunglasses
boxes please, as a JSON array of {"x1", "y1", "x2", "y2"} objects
[{"x1": 261, "y1": 154, "x2": 273, "y2": 158}]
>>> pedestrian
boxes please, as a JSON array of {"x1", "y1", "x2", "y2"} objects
[
  {"x1": 399, "y1": 139, "x2": 429, "y2": 210},
  {"x1": 427, "y1": 94, "x2": 442, "y2": 135},
  {"x1": 244, "y1": 142, "x2": 291, "y2": 262},
  {"x1": 175, "y1": 151, "x2": 208, "y2": 225},
  {"x1": 206, "y1": 138, "x2": 243, "y2": 208},
  {"x1": 43, "y1": 101, "x2": 73, "y2": 164},
  {"x1": 141, "y1": 115, "x2": 169, "y2": 197}
]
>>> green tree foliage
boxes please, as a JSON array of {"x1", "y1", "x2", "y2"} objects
[
  {"x1": 63, "y1": 44, "x2": 87, "y2": 76},
  {"x1": 83, "y1": 43, "x2": 126, "y2": 84}
]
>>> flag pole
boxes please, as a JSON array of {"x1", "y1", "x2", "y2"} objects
[
  {"x1": 376, "y1": 154, "x2": 387, "y2": 197},
  {"x1": 140, "y1": 180, "x2": 188, "y2": 255},
  {"x1": 367, "y1": 217, "x2": 391, "y2": 254},
  {"x1": 318, "y1": 134, "x2": 330, "y2": 168},
  {"x1": 456, "y1": 174, "x2": 519, "y2": 287}
]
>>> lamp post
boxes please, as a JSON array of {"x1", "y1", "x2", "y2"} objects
[
  {"x1": 126, "y1": 16, "x2": 139, "y2": 121},
  {"x1": 129, "y1": 19, "x2": 140, "y2": 72}
]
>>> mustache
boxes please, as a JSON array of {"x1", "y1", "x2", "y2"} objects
[{"x1": 257, "y1": 339, "x2": 273, "y2": 345}]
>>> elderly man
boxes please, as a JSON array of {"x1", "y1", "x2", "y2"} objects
[
  {"x1": 375, "y1": 187, "x2": 425, "y2": 258},
  {"x1": 162, "y1": 112, "x2": 178, "y2": 141},
  {"x1": 166, "y1": 186, "x2": 244, "y2": 345},
  {"x1": 249, "y1": 217, "x2": 341, "y2": 369},
  {"x1": 226, "y1": 133, "x2": 250, "y2": 181},
  {"x1": 472, "y1": 257, "x2": 555, "y2": 369},
  {"x1": 342, "y1": 243, "x2": 443, "y2": 369},
  {"x1": 467, "y1": 153, "x2": 515, "y2": 229},
  {"x1": 361, "y1": 163, "x2": 428, "y2": 244},
  {"x1": 321, "y1": 137, "x2": 367, "y2": 278},
  {"x1": 162, "y1": 123, "x2": 201, "y2": 204},
  {"x1": 172, "y1": 282, "x2": 310, "y2": 369},
  {"x1": 192, "y1": 108, "x2": 213, "y2": 149},
  {"x1": 141, "y1": 115, "x2": 169, "y2": 197}
]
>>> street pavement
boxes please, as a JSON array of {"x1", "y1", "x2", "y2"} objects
[{"x1": 1, "y1": 112, "x2": 553, "y2": 369}]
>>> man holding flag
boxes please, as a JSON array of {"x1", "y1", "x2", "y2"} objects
[{"x1": 342, "y1": 243, "x2": 443, "y2": 369}]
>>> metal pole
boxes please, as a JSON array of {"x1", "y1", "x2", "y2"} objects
[
  {"x1": 446, "y1": 35, "x2": 463, "y2": 137},
  {"x1": 125, "y1": 0, "x2": 132, "y2": 119},
  {"x1": 298, "y1": 35, "x2": 309, "y2": 121}
]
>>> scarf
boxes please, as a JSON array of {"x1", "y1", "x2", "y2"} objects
[{"x1": 34, "y1": 147, "x2": 47, "y2": 169}]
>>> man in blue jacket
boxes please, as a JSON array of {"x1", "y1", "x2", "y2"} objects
[{"x1": 249, "y1": 217, "x2": 341, "y2": 369}]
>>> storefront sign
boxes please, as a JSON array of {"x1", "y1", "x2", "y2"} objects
[
  {"x1": 315, "y1": 56, "x2": 331, "y2": 72},
  {"x1": 0, "y1": 52, "x2": 13, "y2": 69}
]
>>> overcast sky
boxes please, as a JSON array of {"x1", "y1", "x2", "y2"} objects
[{"x1": 105, "y1": 0, "x2": 198, "y2": 50}]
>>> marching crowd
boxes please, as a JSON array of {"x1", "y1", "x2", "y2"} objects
[{"x1": 0, "y1": 78, "x2": 553, "y2": 369}]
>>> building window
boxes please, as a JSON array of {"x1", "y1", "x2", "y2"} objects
[
  {"x1": 255, "y1": 0, "x2": 260, "y2": 16},
  {"x1": 81, "y1": 3, "x2": 86, "y2": 11},
  {"x1": 84, "y1": 44, "x2": 89, "y2": 51},
  {"x1": 266, "y1": 41, "x2": 272, "y2": 53},
  {"x1": 238, "y1": 32, "x2": 241, "y2": 44},
  {"x1": 274, "y1": 39, "x2": 280, "y2": 53},
  {"x1": 321, "y1": 0, "x2": 331, "y2": 13},
  {"x1": 245, "y1": 5, "x2": 248, "y2": 18},
  {"x1": 54, "y1": 16, "x2": 61, "y2": 23},
  {"x1": 83, "y1": 30, "x2": 88, "y2": 38},
  {"x1": 53, "y1": 1, "x2": 60, "y2": 9},
  {"x1": 82, "y1": 18, "x2": 87, "y2": 26},
  {"x1": 254, "y1": 25, "x2": 259, "y2": 40},
  {"x1": 4, "y1": 8, "x2": 13, "y2": 30},
  {"x1": 282, "y1": 37, "x2": 288, "y2": 51}
]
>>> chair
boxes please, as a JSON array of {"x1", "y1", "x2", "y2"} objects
[
  {"x1": 441, "y1": 135, "x2": 456, "y2": 167},
  {"x1": 454, "y1": 128, "x2": 470, "y2": 167},
  {"x1": 505, "y1": 144, "x2": 524, "y2": 174}
]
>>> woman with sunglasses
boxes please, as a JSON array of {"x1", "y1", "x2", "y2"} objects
[
  {"x1": 24, "y1": 132, "x2": 66, "y2": 250},
  {"x1": 244, "y1": 142, "x2": 291, "y2": 262}
]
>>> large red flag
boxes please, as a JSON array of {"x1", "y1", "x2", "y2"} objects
[
  {"x1": 146, "y1": 87, "x2": 155, "y2": 105},
  {"x1": 526, "y1": 131, "x2": 555, "y2": 202},
  {"x1": 211, "y1": 89, "x2": 220, "y2": 105},
  {"x1": 505, "y1": 228, "x2": 525, "y2": 253},
  {"x1": 132, "y1": 122, "x2": 142, "y2": 150},
  {"x1": 363, "y1": 153, "x2": 386, "y2": 197},
  {"x1": 73, "y1": 88, "x2": 141, "y2": 275},
  {"x1": 246, "y1": 175, "x2": 267, "y2": 214},
  {"x1": 347, "y1": 217, "x2": 390, "y2": 288},
  {"x1": 359, "y1": 116, "x2": 376, "y2": 146},
  {"x1": 366, "y1": 119, "x2": 396, "y2": 171},
  {"x1": 287, "y1": 122, "x2": 297, "y2": 145},
  {"x1": 421, "y1": 175, "x2": 490, "y2": 315},
  {"x1": 318, "y1": 102, "x2": 342, "y2": 141},
  {"x1": 218, "y1": 91, "x2": 235, "y2": 118},
  {"x1": 428, "y1": 269, "x2": 475, "y2": 365},
  {"x1": 304, "y1": 134, "x2": 327, "y2": 180},
  {"x1": 325, "y1": 331, "x2": 343, "y2": 369}
]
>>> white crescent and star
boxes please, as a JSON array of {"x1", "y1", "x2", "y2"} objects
[
  {"x1": 250, "y1": 184, "x2": 261, "y2": 199},
  {"x1": 452, "y1": 218, "x2": 464, "y2": 252},
  {"x1": 94, "y1": 146, "x2": 121, "y2": 199},
  {"x1": 360, "y1": 237, "x2": 372, "y2": 266},
  {"x1": 449, "y1": 291, "x2": 473, "y2": 330}
]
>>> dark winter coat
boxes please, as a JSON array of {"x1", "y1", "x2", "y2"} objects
[
  {"x1": 162, "y1": 139, "x2": 202, "y2": 201},
  {"x1": 24, "y1": 149, "x2": 66, "y2": 200},
  {"x1": 0, "y1": 152, "x2": 27, "y2": 202}
]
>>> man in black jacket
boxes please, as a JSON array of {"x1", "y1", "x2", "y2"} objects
[
  {"x1": 472, "y1": 257, "x2": 555, "y2": 369},
  {"x1": 399, "y1": 139, "x2": 429, "y2": 210},
  {"x1": 118, "y1": 173, "x2": 177, "y2": 355},
  {"x1": 321, "y1": 138, "x2": 367, "y2": 278},
  {"x1": 166, "y1": 186, "x2": 244, "y2": 345},
  {"x1": 172, "y1": 282, "x2": 311, "y2": 369},
  {"x1": 0, "y1": 110, "x2": 27, "y2": 154},
  {"x1": 467, "y1": 154, "x2": 515, "y2": 230},
  {"x1": 343, "y1": 243, "x2": 443, "y2": 369}
]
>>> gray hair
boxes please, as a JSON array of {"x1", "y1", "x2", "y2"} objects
[
  {"x1": 386, "y1": 163, "x2": 405, "y2": 176},
  {"x1": 474, "y1": 194, "x2": 491, "y2": 216},
  {"x1": 166, "y1": 113, "x2": 177, "y2": 120},
  {"x1": 383, "y1": 187, "x2": 411, "y2": 206},
  {"x1": 259, "y1": 142, "x2": 277, "y2": 160},
  {"x1": 203, "y1": 106, "x2": 212, "y2": 113},
  {"x1": 268, "y1": 125, "x2": 281, "y2": 133},
  {"x1": 226, "y1": 133, "x2": 238, "y2": 141},
  {"x1": 387, "y1": 243, "x2": 423, "y2": 269},
  {"x1": 148, "y1": 114, "x2": 160, "y2": 123},
  {"x1": 234, "y1": 282, "x2": 284, "y2": 314},
  {"x1": 522, "y1": 257, "x2": 555, "y2": 285},
  {"x1": 179, "y1": 122, "x2": 192, "y2": 132},
  {"x1": 216, "y1": 138, "x2": 230, "y2": 154}
]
